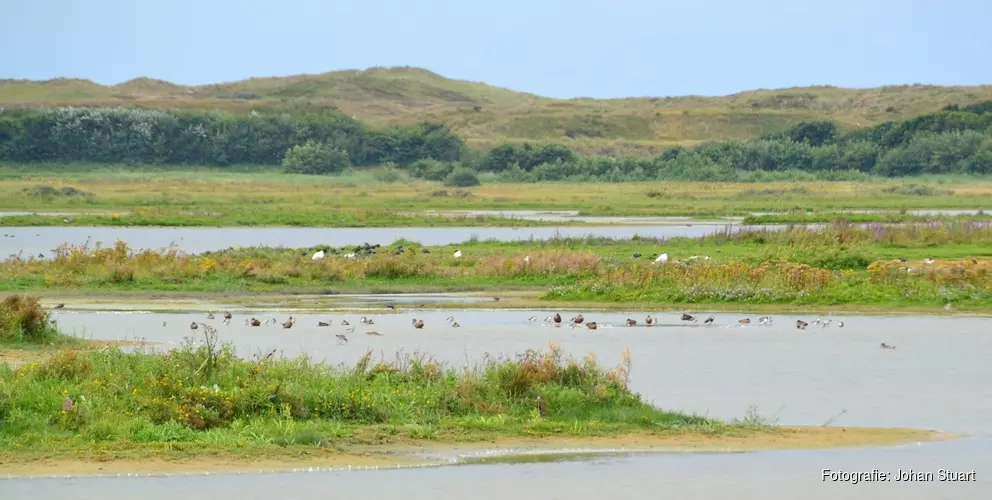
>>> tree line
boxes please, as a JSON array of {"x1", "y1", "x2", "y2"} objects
[
  {"x1": 0, "y1": 107, "x2": 464, "y2": 166},
  {"x1": 2, "y1": 101, "x2": 990, "y2": 180},
  {"x1": 453, "y1": 101, "x2": 992, "y2": 181}
]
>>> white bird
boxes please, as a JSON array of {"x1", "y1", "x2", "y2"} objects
[
  {"x1": 344, "y1": 253, "x2": 356, "y2": 259},
  {"x1": 524, "y1": 255, "x2": 530, "y2": 264},
  {"x1": 654, "y1": 253, "x2": 669, "y2": 264},
  {"x1": 312, "y1": 250, "x2": 325, "y2": 261},
  {"x1": 838, "y1": 321, "x2": 845, "y2": 328},
  {"x1": 923, "y1": 258, "x2": 935, "y2": 264},
  {"x1": 453, "y1": 250, "x2": 463, "y2": 259}
]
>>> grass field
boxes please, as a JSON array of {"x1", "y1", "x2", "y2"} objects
[
  {"x1": 1, "y1": 167, "x2": 990, "y2": 226},
  {"x1": 3, "y1": 223, "x2": 991, "y2": 311},
  {"x1": 3, "y1": 67, "x2": 992, "y2": 154}
]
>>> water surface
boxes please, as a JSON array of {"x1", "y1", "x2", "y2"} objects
[{"x1": 7, "y1": 307, "x2": 990, "y2": 499}]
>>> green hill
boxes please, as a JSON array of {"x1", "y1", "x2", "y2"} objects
[{"x1": 2, "y1": 66, "x2": 991, "y2": 154}]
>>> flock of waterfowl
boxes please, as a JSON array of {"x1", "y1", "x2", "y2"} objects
[{"x1": 156, "y1": 306, "x2": 894, "y2": 351}]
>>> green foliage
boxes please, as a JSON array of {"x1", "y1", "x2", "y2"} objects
[
  {"x1": 0, "y1": 107, "x2": 463, "y2": 167},
  {"x1": 471, "y1": 103, "x2": 992, "y2": 180},
  {"x1": 408, "y1": 159, "x2": 455, "y2": 181},
  {"x1": 444, "y1": 167, "x2": 481, "y2": 187},
  {"x1": 281, "y1": 141, "x2": 350, "y2": 175},
  {"x1": 0, "y1": 343, "x2": 705, "y2": 452}
]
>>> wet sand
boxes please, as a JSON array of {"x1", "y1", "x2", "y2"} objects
[{"x1": 0, "y1": 426, "x2": 949, "y2": 478}]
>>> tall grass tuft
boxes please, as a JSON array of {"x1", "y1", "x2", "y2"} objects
[{"x1": 0, "y1": 295, "x2": 59, "y2": 343}]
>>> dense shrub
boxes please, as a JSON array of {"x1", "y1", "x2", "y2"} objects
[
  {"x1": 444, "y1": 167, "x2": 481, "y2": 187},
  {"x1": 282, "y1": 141, "x2": 351, "y2": 175},
  {"x1": 0, "y1": 294, "x2": 58, "y2": 343}
]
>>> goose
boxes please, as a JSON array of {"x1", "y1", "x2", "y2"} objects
[
  {"x1": 335, "y1": 334, "x2": 348, "y2": 345},
  {"x1": 282, "y1": 317, "x2": 295, "y2": 329},
  {"x1": 654, "y1": 253, "x2": 669, "y2": 264},
  {"x1": 739, "y1": 318, "x2": 751, "y2": 325},
  {"x1": 190, "y1": 322, "x2": 198, "y2": 330},
  {"x1": 626, "y1": 318, "x2": 637, "y2": 326},
  {"x1": 880, "y1": 343, "x2": 896, "y2": 350},
  {"x1": 413, "y1": 319, "x2": 425, "y2": 329},
  {"x1": 796, "y1": 320, "x2": 808, "y2": 330},
  {"x1": 586, "y1": 322, "x2": 598, "y2": 330},
  {"x1": 572, "y1": 314, "x2": 584, "y2": 324},
  {"x1": 250, "y1": 318, "x2": 261, "y2": 327},
  {"x1": 681, "y1": 313, "x2": 695, "y2": 322},
  {"x1": 645, "y1": 316, "x2": 654, "y2": 326},
  {"x1": 453, "y1": 250, "x2": 462, "y2": 259},
  {"x1": 317, "y1": 321, "x2": 330, "y2": 327},
  {"x1": 312, "y1": 250, "x2": 325, "y2": 261},
  {"x1": 704, "y1": 316, "x2": 714, "y2": 324}
]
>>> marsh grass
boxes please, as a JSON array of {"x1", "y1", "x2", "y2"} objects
[
  {"x1": 0, "y1": 295, "x2": 61, "y2": 344},
  {"x1": 0, "y1": 341, "x2": 717, "y2": 455},
  {"x1": 2, "y1": 168, "x2": 992, "y2": 226}
]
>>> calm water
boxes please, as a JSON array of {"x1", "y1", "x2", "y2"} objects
[
  {"x1": 6, "y1": 308, "x2": 991, "y2": 498},
  {"x1": 0, "y1": 225, "x2": 765, "y2": 257}
]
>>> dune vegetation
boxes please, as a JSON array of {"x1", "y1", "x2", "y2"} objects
[
  {"x1": 3, "y1": 66, "x2": 992, "y2": 154},
  {"x1": 2, "y1": 222, "x2": 990, "y2": 311}
]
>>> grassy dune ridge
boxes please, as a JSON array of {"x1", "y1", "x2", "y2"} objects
[{"x1": 3, "y1": 67, "x2": 992, "y2": 153}]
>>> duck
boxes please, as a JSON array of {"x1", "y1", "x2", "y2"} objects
[
  {"x1": 341, "y1": 320, "x2": 350, "y2": 326},
  {"x1": 645, "y1": 316, "x2": 654, "y2": 326},
  {"x1": 758, "y1": 316, "x2": 772, "y2": 326},
  {"x1": 53, "y1": 303, "x2": 65, "y2": 309},
  {"x1": 796, "y1": 320, "x2": 808, "y2": 330},
  {"x1": 703, "y1": 316, "x2": 714, "y2": 324},
  {"x1": 206, "y1": 313, "x2": 215, "y2": 320},
  {"x1": 282, "y1": 317, "x2": 295, "y2": 329},
  {"x1": 335, "y1": 334, "x2": 348, "y2": 345},
  {"x1": 626, "y1": 318, "x2": 637, "y2": 326},
  {"x1": 360, "y1": 316, "x2": 374, "y2": 325},
  {"x1": 880, "y1": 343, "x2": 896, "y2": 350},
  {"x1": 451, "y1": 322, "x2": 460, "y2": 328},
  {"x1": 838, "y1": 321, "x2": 845, "y2": 328},
  {"x1": 413, "y1": 319, "x2": 425, "y2": 329},
  {"x1": 553, "y1": 313, "x2": 562, "y2": 325},
  {"x1": 366, "y1": 331, "x2": 382, "y2": 336},
  {"x1": 585, "y1": 322, "x2": 598, "y2": 330},
  {"x1": 250, "y1": 318, "x2": 261, "y2": 327},
  {"x1": 528, "y1": 316, "x2": 537, "y2": 322},
  {"x1": 317, "y1": 321, "x2": 330, "y2": 327},
  {"x1": 681, "y1": 313, "x2": 695, "y2": 322},
  {"x1": 572, "y1": 314, "x2": 585, "y2": 324},
  {"x1": 739, "y1": 318, "x2": 751, "y2": 325},
  {"x1": 190, "y1": 322, "x2": 199, "y2": 330},
  {"x1": 223, "y1": 311, "x2": 232, "y2": 321}
]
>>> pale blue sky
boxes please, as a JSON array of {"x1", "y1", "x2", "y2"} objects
[{"x1": 3, "y1": 0, "x2": 990, "y2": 98}]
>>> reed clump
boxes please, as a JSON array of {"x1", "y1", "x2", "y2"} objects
[
  {"x1": 0, "y1": 342, "x2": 707, "y2": 453},
  {"x1": 0, "y1": 295, "x2": 59, "y2": 343}
]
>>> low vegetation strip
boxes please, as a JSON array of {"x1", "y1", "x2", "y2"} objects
[
  {"x1": 0, "y1": 331, "x2": 728, "y2": 458},
  {"x1": 2, "y1": 222, "x2": 991, "y2": 308}
]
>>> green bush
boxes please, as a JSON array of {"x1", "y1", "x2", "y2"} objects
[
  {"x1": 409, "y1": 159, "x2": 455, "y2": 181},
  {"x1": 444, "y1": 167, "x2": 481, "y2": 187},
  {"x1": 282, "y1": 141, "x2": 351, "y2": 175},
  {"x1": 1, "y1": 294, "x2": 58, "y2": 343}
]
